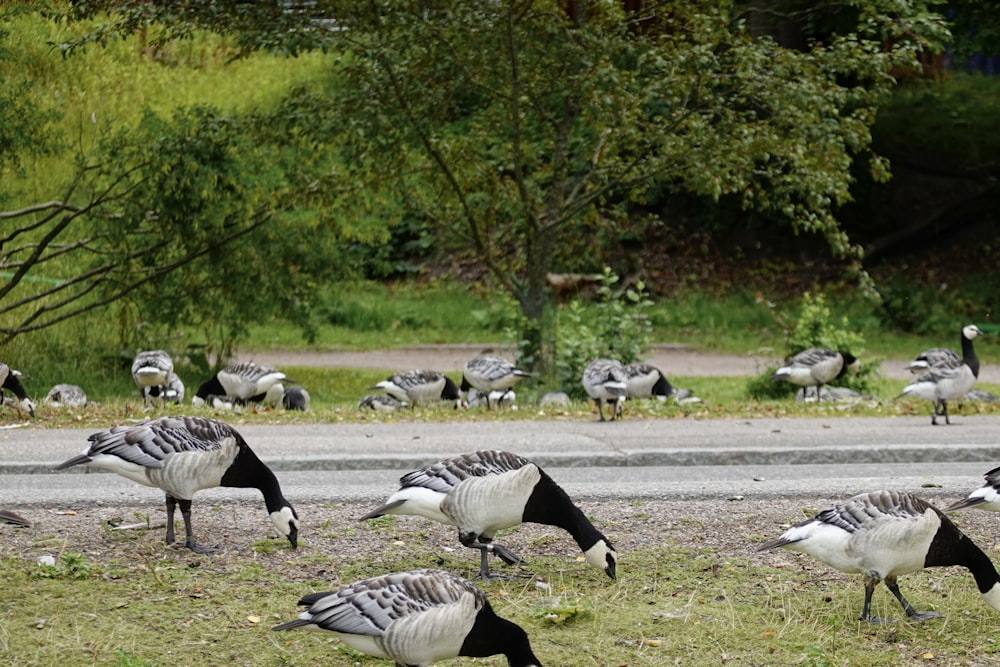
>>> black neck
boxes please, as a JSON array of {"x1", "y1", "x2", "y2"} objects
[
  {"x1": 219, "y1": 445, "x2": 288, "y2": 513},
  {"x1": 196, "y1": 375, "x2": 225, "y2": 399},
  {"x1": 2, "y1": 374, "x2": 28, "y2": 400},
  {"x1": 461, "y1": 606, "x2": 541, "y2": 666},
  {"x1": 523, "y1": 473, "x2": 606, "y2": 552},
  {"x1": 961, "y1": 333, "x2": 980, "y2": 377},
  {"x1": 926, "y1": 514, "x2": 999, "y2": 593}
]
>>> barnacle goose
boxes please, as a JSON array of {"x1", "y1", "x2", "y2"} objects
[
  {"x1": 466, "y1": 388, "x2": 516, "y2": 409},
  {"x1": 43, "y1": 384, "x2": 88, "y2": 409},
  {"x1": 273, "y1": 569, "x2": 543, "y2": 667},
  {"x1": 460, "y1": 354, "x2": 532, "y2": 409},
  {"x1": 0, "y1": 362, "x2": 34, "y2": 417},
  {"x1": 898, "y1": 326, "x2": 983, "y2": 425},
  {"x1": 142, "y1": 371, "x2": 185, "y2": 406},
  {"x1": 760, "y1": 490, "x2": 1000, "y2": 623},
  {"x1": 945, "y1": 466, "x2": 1000, "y2": 513},
  {"x1": 192, "y1": 361, "x2": 291, "y2": 406},
  {"x1": 281, "y1": 385, "x2": 310, "y2": 411},
  {"x1": 769, "y1": 348, "x2": 859, "y2": 402},
  {"x1": 54, "y1": 415, "x2": 299, "y2": 553},
  {"x1": 582, "y1": 358, "x2": 627, "y2": 421},
  {"x1": 358, "y1": 394, "x2": 410, "y2": 412},
  {"x1": 906, "y1": 324, "x2": 982, "y2": 374},
  {"x1": 360, "y1": 450, "x2": 617, "y2": 580},
  {"x1": 371, "y1": 369, "x2": 461, "y2": 407},
  {"x1": 622, "y1": 362, "x2": 674, "y2": 400}
]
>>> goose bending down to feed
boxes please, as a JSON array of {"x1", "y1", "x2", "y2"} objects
[
  {"x1": 582, "y1": 358, "x2": 627, "y2": 421},
  {"x1": 359, "y1": 450, "x2": 616, "y2": 580},
  {"x1": 622, "y1": 362, "x2": 674, "y2": 401},
  {"x1": 759, "y1": 490, "x2": 1000, "y2": 623},
  {"x1": 358, "y1": 394, "x2": 410, "y2": 412},
  {"x1": 131, "y1": 350, "x2": 175, "y2": 406},
  {"x1": 460, "y1": 354, "x2": 532, "y2": 409},
  {"x1": 371, "y1": 369, "x2": 460, "y2": 407},
  {"x1": 281, "y1": 385, "x2": 310, "y2": 411},
  {"x1": 0, "y1": 362, "x2": 35, "y2": 417},
  {"x1": 273, "y1": 569, "x2": 543, "y2": 667},
  {"x1": 192, "y1": 361, "x2": 292, "y2": 406},
  {"x1": 769, "y1": 348, "x2": 859, "y2": 402},
  {"x1": 54, "y1": 415, "x2": 299, "y2": 553},
  {"x1": 945, "y1": 465, "x2": 1000, "y2": 513},
  {"x1": 143, "y1": 371, "x2": 185, "y2": 405},
  {"x1": 898, "y1": 324, "x2": 983, "y2": 425}
]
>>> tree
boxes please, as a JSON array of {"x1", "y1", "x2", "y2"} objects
[{"x1": 19, "y1": 1, "x2": 954, "y2": 370}]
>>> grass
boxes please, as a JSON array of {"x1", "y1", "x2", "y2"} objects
[{"x1": 4, "y1": 501, "x2": 1000, "y2": 667}]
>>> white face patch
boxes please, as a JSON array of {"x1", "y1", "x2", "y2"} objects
[
  {"x1": 584, "y1": 540, "x2": 617, "y2": 575},
  {"x1": 271, "y1": 506, "x2": 298, "y2": 537}
]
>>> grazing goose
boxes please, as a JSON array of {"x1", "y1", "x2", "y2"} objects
[
  {"x1": 0, "y1": 509, "x2": 32, "y2": 527},
  {"x1": 358, "y1": 394, "x2": 410, "y2": 412},
  {"x1": 759, "y1": 490, "x2": 1000, "y2": 623},
  {"x1": 906, "y1": 324, "x2": 982, "y2": 374},
  {"x1": 43, "y1": 383, "x2": 88, "y2": 409},
  {"x1": 371, "y1": 370, "x2": 461, "y2": 407},
  {"x1": 359, "y1": 450, "x2": 617, "y2": 580},
  {"x1": 582, "y1": 358, "x2": 627, "y2": 421},
  {"x1": 623, "y1": 362, "x2": 674, "y2": 400},
  {"x1": 142, "y1": 371, "x2": 185, "y2": 405},
  {"x1": 0, "y1": 362, "x2": 34, "y2": 417},
  {"x1": 944, "y1": 465, "x2": 1000, "y2": 513},
  {"x1": 898, "y1": 325, "x2": 982, "y2": 425},
  {"x1": 461, "y1": 354, "x2": 532, "y2": 409},
  {"x1": 769, "y1": 348, "x2": 859, "y2": 402},
  {"x1": 54, "y1": 415, "x2": 299, "y2": 553},
  {"x1": 282, "y1": 385, "x2": 311, "y2": 411},
  {"x1": 467, "y1": 388, "x2": 516, "y2": 409},
  {"x1": 272, "y1": 569, "x2": 543, "y2": 667},
  {"x1": 192, "y1": 361, "x2": 291, "y2": 406},
  {"x1": 131, "y1": 350, "x2": 175, "y2": 406}
]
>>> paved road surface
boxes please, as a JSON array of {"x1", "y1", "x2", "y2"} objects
[{"x1": 3, "y1": 415, "x2": 999, "y2": 508}]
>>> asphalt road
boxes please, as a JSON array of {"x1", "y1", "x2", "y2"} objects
[{"x1": 3, "y1": 415, "x2": 1000, "y2": 508}]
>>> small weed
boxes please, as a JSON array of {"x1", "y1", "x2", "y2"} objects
[
  {"x1": 115, "y1": 649, "x2": 158, "y2": 667},
  {"x1": 33, "y1": 551, "x2": 94, "y2": 579},
  {"x1": 531, "y1": 595, "x2": 592, "y2": 625}
]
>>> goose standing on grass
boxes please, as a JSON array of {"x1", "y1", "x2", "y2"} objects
[
  {"x1": 131, "y1": 350, "x2": 174, "y2": 406},
  {"x1": 759, "y1": 490, "x2": 1000, "y2": 623},
  {"x1": 359, "y1": 450, "x2": 616, "y2": 580},
  {"x1": 623, "y1": 362, "x2": 674, "y2": 401},
  {"x1": 54, "y1": 415, "x2": 299, "y2": 553},
  {"x1": 898, "y1": 325, "x2": 983, "y2": 425},
  {"x1": 769, "y1": 348, "x2": 859, "y2": 402},
  {"x1": 143, "y1": 371, "x2": 185, "y2": 406},
  {"x1": 371, "y1": 369, "x2": 461, "y2": 407},
  {"x1": 0, "y1": 362, "x2": 34, "y2": 417},
  {"x1": 944, "y1": 465, "x2": 1000, "y2": 513},
  {"x1": 461, "y1": 354, "x2": 532, "y2": 409},
  {"x1": 582, "y1": 358, "x2": 627, "y2": 421},
  {"x1": 44, "y1": 384, "x2": 88, "y2": 409},
  {"x1": 273, "y1": 569, "x2": 543, "y2": 667},
  {"x1": 192, "y1": 361, "x2": 291, "y2": 406}
]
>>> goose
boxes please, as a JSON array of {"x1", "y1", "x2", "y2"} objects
[
  {"x1": 0, "y1": 362, "x2": 34, "y2": 417},
  {"x1": 0, "y1": 509, "x2": 31, "y2": 527},
  {"x1": 622, "y1": 362, "x2": 674, "y2": 400},
  {"x1": 944, "y1": 466, "x2": 1000, "y2": 513},
  {"x1": 467, "y1": 388, "x2": 516, "y2": 409},
  {"x1": 142, "y1": 371, "x2": 185, "y2": 405},
  {"x1": 44, "y1": 383, "x2": 88, "y2": 409},
  {"x1": 54, "y1": 415, "x2": 299, "y2": 553},
  {"x1": 282, "y1": 385, "x2": 310, "y2": 411},
  {"x1": 358, "y1": 394, "x2": 410, "y2": 412},
  {"x1": 769, "y1": 348, "x2": 859, "y2": 402},
  {"x1": 759, "y1": 490, "x2": 1000, "y2": 623},
  {"x1": 898, "y1": 326, "x2": 983, "y2": 425},
  {"x1": 582, "y1": 358, "x2": 627, "y2": 421},
  {"x1": 131, "y1": 349, "x2": 173, "y2": 398},
  {"x1": 905, "y1": 324, "x2": 982, "y2": 374},
  {"x1": 192, "y1": 361, "x2": 291, "y2": 406},
  {"x1": 460, "y1": 354, "x2": 532, "y2": 409},
  {"x1": 272, "y1": 569, "x2": 543, "y2": 667},
  {"x1": 359, "y1": 450, "x2": 616, "y2": 580},
  {"x1": 371, "y1": 370, "x2": 461, "y2": 407}
]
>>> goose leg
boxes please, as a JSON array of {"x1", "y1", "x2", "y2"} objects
[
  {"x1": 165, "y1": 494, "x2": 178, "y2": 546},
  {"x1": 885, "y1": 576, "x2": 941, "y2": 621},
  {"x1": 176, "y1": 498, "x2": 215, "y2": 554},
  {"x1": 941, "y1": 400, "x2": 950, "y2": 425},
  {"x1": 461, "y1": 534, "x2": 525, "y2": 579},
  {"x1": 859, "y1": 575, "x2": 891, "y2": 624},
  {"x1": 594, "y1": 399, "x2": 606, "y2": 422}
]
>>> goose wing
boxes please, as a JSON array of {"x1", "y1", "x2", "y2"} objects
[
  {"x1": 399, "y1": 450, "x2": 530, "y2": 493},
  {"x1": 908, "y1": 347, "x2": 961, "y2": 372},
  {"x1": 288, "y1": 570, "x2": 481, "y2": 635},
  {"x1": 58, "y1": 416, "x2": 235, "y2": 470}
]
